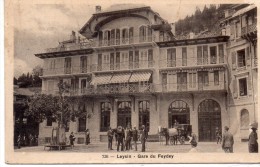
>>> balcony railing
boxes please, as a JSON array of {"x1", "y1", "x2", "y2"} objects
[
  {"x1": 94, "y1": 35, "x2": 155, "y2": 47},
  {"x1": 45, "y1": 39, "x2": 94, "y2": 53},
  {"x1": 159, "y1": 57, "x2": 225, "y2": 68},
  {"x1": 241, "y1": 22, "x2": 257, "y2": 36},
  {"x1": 42, "y1": 66, "x2": 92, "y2": 76},
  {"x1": 69, "y1": 83, "x2": 154, "y2": 96},
  {"x1": 92, "y1": 60, "x2": 155, "y2": 72},
  {"x1": 42, "y1": 81, "x2": 226, "y2": 96}
]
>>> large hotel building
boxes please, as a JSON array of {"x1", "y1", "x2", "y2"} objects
[{"x1": 35, "y1": 4, "x2": 257, "y2": 145}]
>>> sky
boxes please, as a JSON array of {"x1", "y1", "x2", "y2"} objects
[{"x1": 13, "y1": 0, "x2": 208, "y2": 78}]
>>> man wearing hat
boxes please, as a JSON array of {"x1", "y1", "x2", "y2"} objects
[
  {"x1": 140, "y1": 125, "x2": 147, "y2": 152},
  {"x1": 222, "y1": 126, "x2": 234, "y2": 153},
  {"x1": 248, "y1": 122, "x2": 258, "y2": 153},
  {"x1": 116, "y1": 126, "x2": 125, "y2": 151},
  {"x1": 132, "y1": 126, "x2": 138, "y2": 151}
]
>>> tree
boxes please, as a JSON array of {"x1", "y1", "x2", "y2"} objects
[
  {"x1": 25, "y1": 80, "x2": 91, "y2": 145},
  {"x1": 32, "y1": 65, "x2": 43, "y2": 87}
]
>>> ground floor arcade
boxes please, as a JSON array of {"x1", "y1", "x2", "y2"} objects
[{"x1": 38, "y1": 92, "x2": 255, "y2": 145}]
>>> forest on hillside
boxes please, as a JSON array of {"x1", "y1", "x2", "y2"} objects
[{"x1": 175, "y1": 4, "x2": 232, "y2": 36}]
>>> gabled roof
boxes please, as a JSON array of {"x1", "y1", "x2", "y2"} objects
[{"x1": 79, "y1": 4, "x2": 168, "y2": 38}]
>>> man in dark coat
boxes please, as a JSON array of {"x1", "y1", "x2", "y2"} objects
[
  {"x1": 125, "y1": 127, "x2": 132, "y2": 151},
  {"x1": 222, "y1": 126, "x2": 234, "y2": 153},
  {"x1": 132, "y1": 126, "x2": 138, "y2": 151},
  {"x1": 116, "y1": 126, "x2": 125, "y2": 151},
  {"x1": 107, "y1": 127, "x2": 114, "y2": 150},
  {"x1": 248, "y1": 127, "x2": 258, "y2": 153},
  {"x1": 140, "y1": 125, "x2": 147, "y2": 152}
]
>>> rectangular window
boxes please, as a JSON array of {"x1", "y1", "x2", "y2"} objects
[
  {"x1": 110, "y1": 53, "x2": 114, "y2": 70},
  {"x1": 78, "y1": 117, "x2": 86, "y2": 132},
  {"x1": 116, "y1": 52, "x2": 120, "y2": 70},
  {"x1": 198, "y1": 71, "x2": 209, "y2": 90},
  {"x1": 197, "y1": 46, "x2": 202, "y2": 65},
  {"x1": 210, "y1": 46, "x2": 217, "y2": 64},
  {"x1": 129, "y1": 27, "x2": 134, "y2": 44},
  {"x1": 214, "y1": 71, "x2": 219, "y2": 85},
  {"x1": 148, "y1": 49, "x2": 153, "y2": 67},
  {"x1": 237, "y1": 49, "x2": 246, "y2": 67},
  {"x1": 64, "y1": 57, "x2": 71, "y2": 74},
  {"x1": 218, "y1": 44, "x2": 224, "y2": 63},
  {"x1": 111, "y1": 29, "x2": 115, "y2": 45},
  {"x1": 167, "y1": 48, "x2": 176, "y2": 67},
  {"x1": 177, "y1": 72, "x2": 187, "y2": 91},
  {"x1": 129, "y1": 51, "x2": 133, "y2": 69},
  {"x1": 97, "y1": 54, "x2": 102, "y2": 71},
  {"x1": 236, "y1": 21, "x2": 241, "y2": 38},
  {"x1": 134, "y1": 51, "x2": 139, "y2": 68},
  {"x1": 182, "y1": 47, "x2": 187, "y2": 66},
  {"x1": 80, "y1": 56, "x2": 88, "y2": 73},
  {"x1": 162, "y1": 73, "x2": 167, "y2": 91},
  {"x1": 203, "y1": 45, "x2": 208, "y2": 64},
  {"x1": 189, "y1": 73, "x2": 196, "y2": 88},
  {"x1": 239, "y1": 78, "x2": 247, "y2": 96}
]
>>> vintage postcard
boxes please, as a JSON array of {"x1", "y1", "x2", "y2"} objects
[{"x1": 5, "y1": 0, "x2": 260, "y2": 164}]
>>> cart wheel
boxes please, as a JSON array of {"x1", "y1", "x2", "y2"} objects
[
  {"x1": 180, "y1": 136, "x2": 185, "y2": 145},
  {"x1": 170, "y1": 137, "x2": 174, "y2": 145}
]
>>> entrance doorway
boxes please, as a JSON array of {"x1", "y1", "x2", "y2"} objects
[
  {"x1": 198, "y1": 99, "x2": 221, "y2": 141},
  {"x1": 168, "y1": 100, "x2": 190, "y2": 128},
  {"x1": 117, "y1": 101, "x2": 131, "y2": 128}
]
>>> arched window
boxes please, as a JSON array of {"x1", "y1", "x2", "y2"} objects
[
  {"x1": 139, "y1": 26, "x2": 147, "y2": 42},
  {"x1": 240, "y1": 109, "x2": 249, "y2": 129},
  {"x1": 122, "y1": 28, "x2": 129, "y2": 44},
  {"x1": 100, "y1": 102, "x2": 111, "y2": 132},
  {"x1": 139, "y1": 101, "x2": 150, "y2": 131},
  {"x1": 168, "y1": 100, "x2": 190, "y2": 127}
]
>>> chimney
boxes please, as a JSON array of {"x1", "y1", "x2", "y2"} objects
[
  {"x1": 170, "y1": 23, "x2": 175, "y2": 35},
  {"x1": 189, "y1": 32, "x2": 194, "y2": 39},
  {"x1": 70, "y1": 31, "x2": 76, "y2": 42},
  {"x1": 96, "y1": 5, "x2": 101, "y2": 13}
]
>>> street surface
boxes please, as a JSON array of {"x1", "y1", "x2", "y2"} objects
[{"x1": 15, "y1": 141, "x2": 248, "y2": 153}]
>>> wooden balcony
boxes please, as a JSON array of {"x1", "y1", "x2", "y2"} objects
[{"x1": 91, "y1": 60, "x2": 155, "y2": 72}]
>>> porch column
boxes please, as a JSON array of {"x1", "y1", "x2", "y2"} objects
[
  {"x1": 131, "y1": 96, "x2": 138, "y2": 128},
  {"x1": 110, "y1": 99, "x2": 117, "y2": 129}
]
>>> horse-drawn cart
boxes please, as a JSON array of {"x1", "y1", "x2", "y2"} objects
[{"x1": 159, "y1": 124, "x2": 192, "y2": 145}]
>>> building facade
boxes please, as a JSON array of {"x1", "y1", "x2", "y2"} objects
[{"x1": 35, "y1": 4, "x2": 257, "y2": 145}]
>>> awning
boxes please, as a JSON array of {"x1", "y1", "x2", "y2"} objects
[
  {"x1": 129, "y1": 72, "x2": 151, "y2": 82},
  {"x1": 110, "y1": 73, "x2": 131, "y2": 84},
  {"x1": 91, "y1": 74, "x2": 112, "y2": 85},
  {"x1": 232, "y1": 4, "x2": 256, "y2": 18}
]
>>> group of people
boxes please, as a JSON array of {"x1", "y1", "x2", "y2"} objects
[
  {"x1": 107, "y1": 125, "x2": 148, "y2": 152},
  {"x1": 220, "y1": 125, "x2": 258, "y2": 153},
  {"x1": 16, "y1": 134, "x2": 38, "y2": 149}
]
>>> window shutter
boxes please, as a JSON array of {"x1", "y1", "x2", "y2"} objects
[
  {"x1": 246, "y1": 47, "x2": 250, "y2": 66},
  {"x1": 231, "y1": 52, "x2": 237, "y2": 70},
  {"x1": 233, "y1": 79, "x2": 238, "y2": 98}
]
